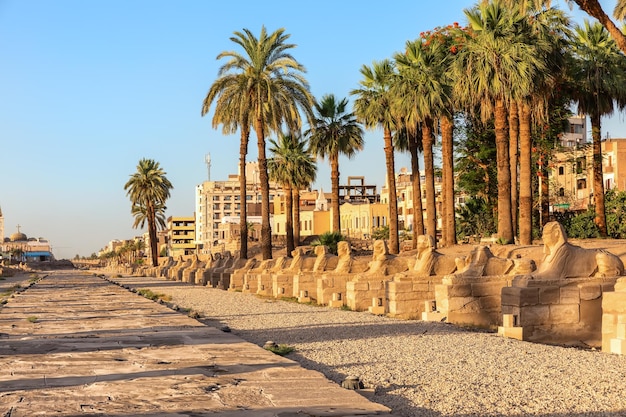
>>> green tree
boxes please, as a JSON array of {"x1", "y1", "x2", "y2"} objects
[
  {"x1": 454, "y1": 1, "x2": 547, "y2": 243},
  {"x1": 202, "y1": 53, "x2": 253, "y2": 258},
  {"x1": 456, "y1": 197, "x2": 496, "y2": 239},
  {"x1": 213, "y1": 26, "x2": 314, "y2": 259},
  {"x1": 568, "y1": 20, "x2": 626, "y2": 237},
  {"x1": 268, "y1": 133, "x2": 316, "y2": 253},
  {"x1": 351, "y1": 60, "x2": 400, "y2": 254},
  {"x1": 306, "y1": 94, "x2": 364, "y2": 233},
  {"x1": 124, "y1": 158, "x2": 173, "y2": 267},
  {"x1": 311, "y1": 231, "x2": 346, "y2": 255}
]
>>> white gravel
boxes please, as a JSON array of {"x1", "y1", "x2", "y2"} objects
[{"x1": 114, "y1": 274, "x2": 626, "y2": 417}]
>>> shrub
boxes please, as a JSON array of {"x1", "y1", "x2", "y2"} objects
[{"x1": 311, "y1": 231, "x2": 346, "y2": 255}]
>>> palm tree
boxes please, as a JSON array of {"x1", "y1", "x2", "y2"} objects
[
  {"x1": 131, "y1": 200, "x2": 167, "y2": 263},
  {"x1": 351, "y1": 60, "x2": 400, "y2": 254},
  {"x1": 393, "y1": 124, "x2": 424, "y2": 247},
  {"x1": 394, "y1": 28, "x2": 457, "y2": 247},
  {"x1": 454, "y1": 1, "x2": 547, "y2": 243},
  {"x1": 268, "y1": 133, "x2": 317, "y2": 253},
  {"x1": 568, "y1": 20, "x2": 626, "y2": 236},
  {"x1": 291, "y1": 146, "x2": 317, "y2": 247},
  {"x1": 124, "y1": 158, "x2": 173, "y2": 267},
  {"x1": 202, "y1": 63, "x2": 253, "y2": 258},
  {"x1": 306, "y1": 94, "x2": 364, "y2": 233},
  {"x1": 213, "y1": 26, "x2": 314, "y2": 259}
]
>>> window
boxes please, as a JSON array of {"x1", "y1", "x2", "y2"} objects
[
  {"x1": 577, "y1": 179, "x2": 586, "y2": 190},
  {"x1": 559, "y1": 187, "x2": 565, "y2": 197},
  {"x1": 224, "y1": 195, "x2": 232, "y2": 201},
  {"x1": 558, "y1": 166, "x2": 564, "y2": 175}
]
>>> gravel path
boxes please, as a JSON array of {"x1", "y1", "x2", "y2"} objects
[{"x1": 113, "y1": 274, "x2": 626, "y2": 417}]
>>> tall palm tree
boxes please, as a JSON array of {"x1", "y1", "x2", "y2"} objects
[
  {"x1": 454, "y1": 1, "x2": 547, "y2": 243},
  {"x1": 268, "y1": 133, "x2": 316, "y2": 253},
  {"x1": 215, "y1": 26, "x2": 314, "y2": 259},
  {"x1": 291, "y1": 145, "x2": 317, "y2": 247},
  {"x1": 393, "y1": 124, "x2": 424, "y2": 247},
  {"x1": 394, "y1": 28, "x2": 458, "y2": 247},
  {"x1": 351, "y1": 60, "x2": 400, "y2": 254},
  {"x1": 306, "y1": 94, "x2": 364, "y2": 233},
  {"x1": 131, "y1": 200, "x2": 167, "y2": 263},
  {"x1": 569, "y1": 20, "x2": 626, "y2": 236},
  {"x1": 521, "y1": 0, "x2": 626, "y2": 53},
  {"x1": 124, "y1": 158, "x2": 173, "y2": 267},
  {"x1": 202, "y1": 66, "x2": 253, "y2": 258}
]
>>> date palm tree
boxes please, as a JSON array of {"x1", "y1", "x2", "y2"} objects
[
  {"x1": 306, "y1": 94, "x2": 364, "y2": 233},
  {"x1": 455, "y1": 1, "x2": 547, "y2": 243},
  {"x1": 351, "y1": 60, "x2": 400, "y2": 254},
  {"x1": 268, "y1": 133, "x2": 316, "y2": 252},
  {"x1": 131, "y1": 200, "x2": 167, "y2": 263},
  {"x1": 202, "y1": 66, "x2": 252, "y2": 258},
  {"x1": 124, "y1": 158, "x2": 173, "y2": 267},
  {"x1": 394, "y1": 29, "x2": 458, "y2": 247},
  {"x1": 214, "y1": 26, "x2": 314, "y2": 259},
  {"x1": 568, "y1": 20, "x2": 626, "y2": 236}
]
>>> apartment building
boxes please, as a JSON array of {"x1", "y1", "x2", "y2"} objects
[
  {"x1": 167, "y1": 216, "x2": 195, "y2": 257},
  {"x1": 195, "y1": 161, "x2": 284, "y2": 253},
  {"x1": 550, "y1": 138, "x2": 626, "y2": 212}
]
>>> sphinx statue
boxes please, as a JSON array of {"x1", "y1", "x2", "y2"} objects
[
  {"x1": 412, "y1": 234, "x2": 458, "y2": 277},
  {"x1": 533, "y1": 221, "x2": 624, "y2": 280}
]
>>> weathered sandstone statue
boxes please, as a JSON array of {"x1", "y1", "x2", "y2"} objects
[
  {"x1": 411, "y1": 234, "x2": 458, "y2": 277},
  {"x1": 533, "y1": 221, "x2": 624, "y2": 279}
]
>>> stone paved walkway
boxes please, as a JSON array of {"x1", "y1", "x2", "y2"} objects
[{"x1": 0, "y1": 271, "x2": 393, "y2": 416}]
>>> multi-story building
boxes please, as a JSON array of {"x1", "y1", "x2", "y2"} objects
[
  {"x1": 167, "y1": 216, "x2": 195, "y2": 257},
  {"x1": 560, "y1": 115, "x2": 587, "y2": 148},
  {"x1": 195, "y1": 161, "x2": 284, "y2": 253},
  {"x1": 550, "y1": 137, "x2": 626, "y2": 213},
  {"x1": 380, "y1": 167, "x2": 444, "y2": 232},
  {"x1": 272, "y1": 189, "x2": 331, "y2": 241}
]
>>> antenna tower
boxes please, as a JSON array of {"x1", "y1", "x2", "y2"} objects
[{"x1": 205, "y1": 153, "x2": 211, "y2": 181}]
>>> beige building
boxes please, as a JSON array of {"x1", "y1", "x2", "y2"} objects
[
  {"x1": 272, "y1": 189, "x2": 332, "y2": 241},
  {"x1": 195, "y1": 161, "x2": 284, "y2": 254},
  {"x1": 380, "y1": 167, "x2": 444, "y2": 232},
  {"x1": 167, "y1": 216, "x2": 196, "y2": 257},
  {"x1": 549, "y1": 138, "x2": 626, "y2": 212},
  {"x1": 340, "y1": 201, "x2": 388, "y2": 239}
]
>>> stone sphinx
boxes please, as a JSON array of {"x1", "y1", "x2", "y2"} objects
[
  {"x1": 365, "y1": 240, "x2": 409, "y2": 276},
  {"x1": 291, "y1": 245, "x2": 339, "y2": 301},
  {"x1": 411, "y1": 234, "x2": 458, "y2": 277},
  {"x1": 533, "y1": 221, "x2": 624, "y2": 280}
]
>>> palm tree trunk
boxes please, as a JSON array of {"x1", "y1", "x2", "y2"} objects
[
  {"x1": 422, "y1": 118, "x2": 437, "y2": 246},
  {"x1": 384, "y1": 127, "x2": 399, "y2": 254},
  {"x1": 292, "y1": 188, "x2": 301, "y2": 246},
  {"x1": 590, "y1": 112, "x2": 607, "y2": 236},
  {"x1": 576, "y1": 0, "x2": 626, "y2": 53},
  {"x1": 495, "y1": 98, "x2": 514, "y2": 243},
  {"x1": 408, "y1": 132, "x2": 424, "y2": 248},
  {"x1": 238, "y1": 129, "x2": 249, "y2": 259},
  {"x1": 254, "y1": 118, "x2": 272, "y2": 260},
  {"x1": 441, "y1": 115, "x2": 456, "y2": 247},
  {"x1": 285, "y1": 184, "x2": 295, "y2": 254},
  {"x1": 330, "y1": 152, "x2": 341, "y2": 232},
  {"x1": 147, "y1": 202, "x2": 159, "y2": 267},
  {"x1": 518, "y1": 101, "x2": 533, "y2": 245},
  {"x1": 509, "y1": 101, "x2": 519, "y2": 238}
]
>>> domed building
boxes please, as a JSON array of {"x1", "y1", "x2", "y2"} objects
[{"x1": 0, "y1": 214, "x2": 53, "y2": 263}]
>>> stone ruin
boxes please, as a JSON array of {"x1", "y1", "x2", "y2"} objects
[{"x1": 106, "y1": 222, "x2": 626, "y2": 350}]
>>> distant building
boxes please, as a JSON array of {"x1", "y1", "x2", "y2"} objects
[
  {"x1": 195, "y1": 161, "x2": 284, "y2": 253},
  {"x1": 549, "y1": 138, "x2": 626, "y2": 212},
  {"x1": 0, "y1": 226, "x2": 53, "y2": 262},
  {"x1": 167, "y1": 216, "x2": 196, "y2": 257}
]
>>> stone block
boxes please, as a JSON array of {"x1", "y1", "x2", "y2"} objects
[
  {"x1": 349, "y1": 281, "x2": 369, "y2": 291},
  {"x1": 422, "y1": 311, "x2": 446, "y2": 321},
  {"x1": 617, "y1": 323, "x2": 626, "y2": 339},
  {"x1": 610, "y1": 338, "x2": 626, "y2": 355},
  {"x1": 449, "y1": 296, "x2": 481, "y2": 313},
  {"x1": 471, "y1": 283, "x2": 500, "y2": 297},
  {"x1": 412, "y1": 282, "x2": 431, "y2": 292},
  {"x1": 579, "y1": 284, "x2": 602, "y2": 301},
  {"x1": 502, "y1": 314, "x2": 516, "y2": 328},
  {"x1": 580, "y1": 298, "x2": 602, "y2": 329},
  {"x1": 498, "y1": 325, "x2": 525, "y2": 341},
  {"x1": 435, "y1": 284, "x2": 449, "y2": 299},
  {"x1": 549, "y1": 304, "x2": 580, "y2": 325},
  {"x1": 502, "y1": 305, "x2": 520, "y2": 317},
  {"x1": 560, "y1": 286, "x2": 580, "y2": 304},
  {"x1": 424, "y1": 300, "x2": 437, "y2": 312},
  {"x1": 448, "y1": 284, "x2": 472, "y2": 298},
  {"x1": 538, "y1": 286, "x2": 560, "y2": 304},
  {"x1": 369, "y1": 305, "x2": 386, "y2": 315},
  {"x1": 479, "y1": 295, "x2": 501, "y2": 311},
  {"x1": 520, "y1": 305, "x2": 550, "y2": 326},
  {"x1": 614, "y1": 277, "x2": 626, "y2": 292},
  {"x1": 502, "y1": 287, "x2": 539, "y2": 307},
  {"x1": 603, "y1": 292, "x2": 626, "y2": 314},
  {"x1": 386, "y1": 292, "x2": 419, "y2": 302},
  {"x1": 387, "y1": 280, "x2": 411, "y2": 293}
]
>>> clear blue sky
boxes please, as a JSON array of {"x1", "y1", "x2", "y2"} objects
[{"x1": 0, "y1": 1, "x2": 622, "y2": 260}]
